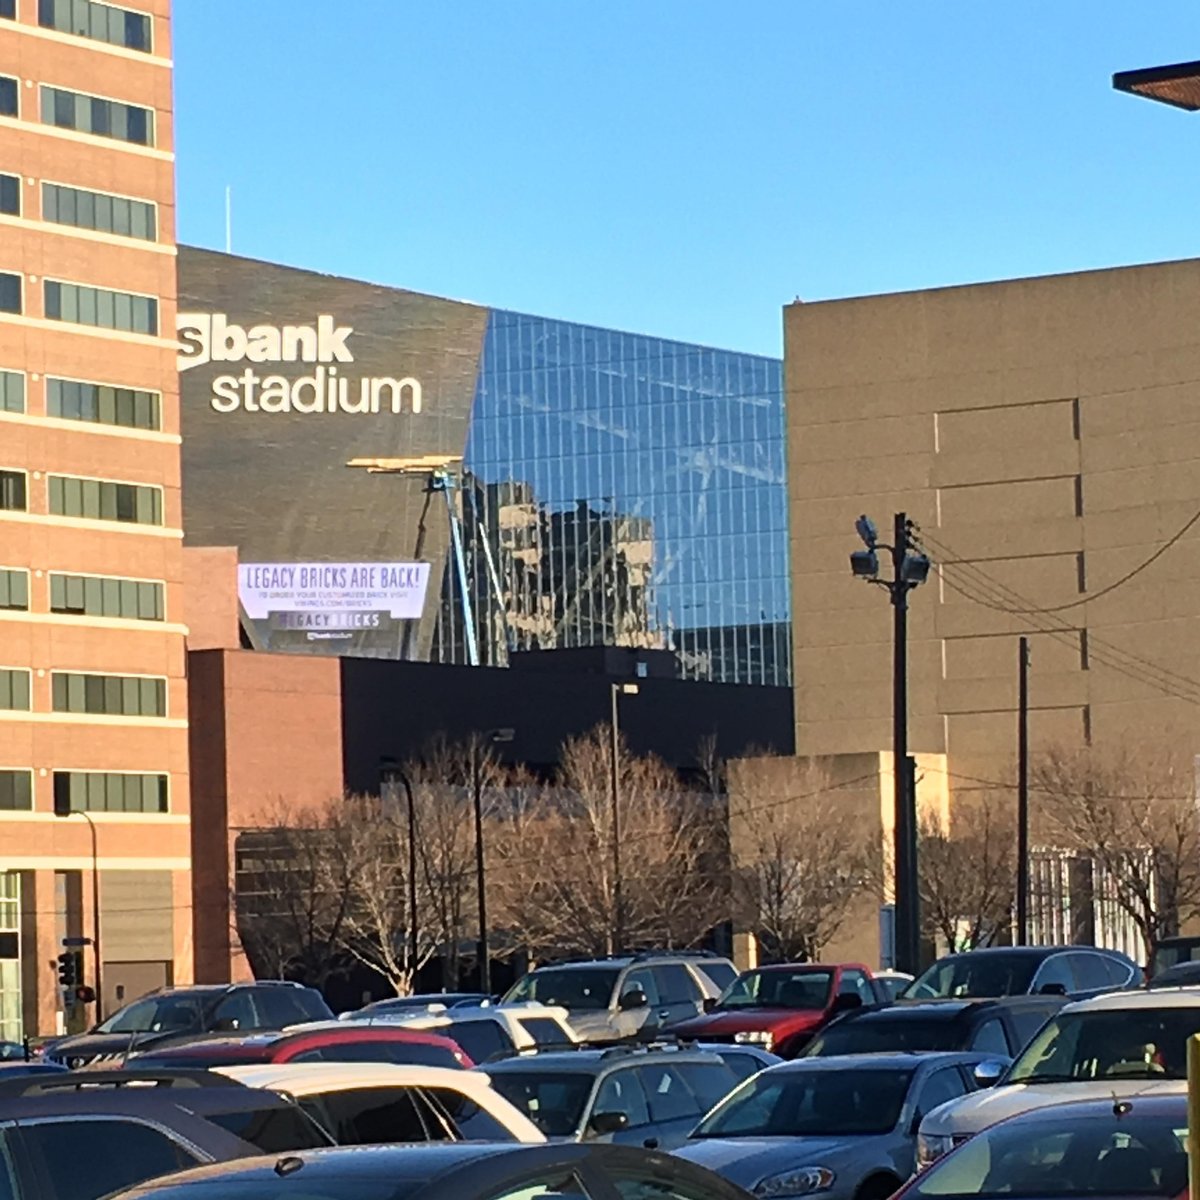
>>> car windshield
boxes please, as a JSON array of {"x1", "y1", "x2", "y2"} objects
[
  {"x1": 905, "y1": 955, "x2": 1039, "y2": 1000},
  {"x1": 807, "y1": 1016, "x2": 961, "y2": 1055},
  {"x1": 1008, "y1": 1008, "x2": 1200, "y2": 1082},
  {"x1": 718, "y1": 970, "x2": 833, "y2": 1011},
  {"x1": 487, "y1": 1070, "x2": 595, "y2": 1137},
  {"x1": 908, "y1": 1110, "x2": 1188, "y2": 1198},
  {"x1": 96, "y1": 994, "x2": 205, "y2": 1034},
  {"x1": 505, "y1": 968, "x2": 618, "y2": 1012},
  {"x1": 694, "y1": 1067, "x2": 913, "y2": 1138},
  {"x1": 205, "y1": 1105, "x2": 334, "y2": 1153}
]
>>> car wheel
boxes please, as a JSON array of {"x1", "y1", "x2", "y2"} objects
[{"x1": 855, "y1": 1175, "x2": 902, "y2": 1200}]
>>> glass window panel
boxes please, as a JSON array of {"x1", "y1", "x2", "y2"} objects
[
  {"x1": 0, "y1": 174, "x2": 18, "y2": 217},
  {"x1": 0, "y1": 471, "x2": 25, "y2": 512},
  {"x1": 0, "y1": 76, "x2": 15, "y2": 118},
  {"x1": 0, "y1": 274, "x2": 20, "y2": 315}
]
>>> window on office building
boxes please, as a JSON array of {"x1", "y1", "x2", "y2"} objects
[
  {"x1": 0, "y1": 76, "x2": 16, "y2": 118},
  {"x1": 0, "y1": 1, "x2": 15, "y2": 21},
  {"x1": 40, "y1": 85, "x2": 153, "y2": 147},
  {"x1": 0, "y1": 569, "x2": 27, "y2": 611},
  {"x1": 39, "y1": 0, "x2": 152, "y2": 52},
  {"x1": 0, "y1": 174, "x2": 18, "y2": 217},
  {"x1": 48, "y1": 475, "x2": 162, "y2": 525},
  {"x1": 42, "y1": 182, "x2": 156, "y2": 241},
  {"x1": 0, "y1": 273, "x2": 20, "y2": 314},
  {"x1": 53, "y1": 771, "x2": 167, "y2": 814},
  {"x1": 51, "y1": 672, "x2": 166, "y2": 718},
  {"x1": 0, "y1": 471, "x2": 25, "y2": 512},
  {"x1": 0, "y1": 370, "x2": 22, "y2": 414},
  {"x1": 43, "y1": 280, "x2": 157, "y2": 335},
  {"x1": 47, "y1": 376, "x2": 160, "y2": 430},
  {"x1": 50, "y1": 573, "x2": 164, "y2": 621},
  {"x1": 0, "y1": 669, "x2": 30, "y2": 711},
  {"x1": 0, "y1": 773, "x2": 30, "y2": 812}
]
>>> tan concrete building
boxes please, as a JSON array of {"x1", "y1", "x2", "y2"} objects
[
  {"x1": 0, "y1": 0, "x2": 190, "y2": 1036},
  {"x1": 783, "y1": 258, "x2": 1200, "y2": 960}
]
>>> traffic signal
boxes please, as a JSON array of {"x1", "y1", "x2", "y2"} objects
[{"x1": 56, "y1": 951, "x2": 79, "y2": 989}]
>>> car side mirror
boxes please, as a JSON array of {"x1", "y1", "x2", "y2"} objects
[
  {"x1": 590, "y1": 1110, "x2": 630, "y2": 1135},
  {"x1": 973, "y1": 1059, "x2": 1007, "y2": 1088},
  {"x1": 833, "y1": 993, "x2": 863, "y2": 1013},
  {"x1": 1038, "y1": 982, "x2": 1068, "y2": 996},
  {"x1": 619, "y1": 989, "x2": 648, "y2": 1012},
  {"x1": 702, "y1": 997, "x2": 717, "y2": 1014}
]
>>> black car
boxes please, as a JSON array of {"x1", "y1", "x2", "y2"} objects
[
  {"x1": 805, "y1": 995, "x2": 1064, "y2": 1060},
  {"x1": 902, "y1": 946, "x2": 1139, "y2": 1000},
  {"x1": 43, "y1": 982, "x2": 333, "y2": 1068},
  {"x1": 341, "y1": 993, "x2": 494, "y2": 1019},
  {"x1": 109, "y1": 1142, "x2": 756, "y2": 1200},
  {"x1": 1146, "y1": 960, "x2": 1200, "y2": 989},
  {"x1": 0, "y1": 1070, "x2": 333, "y2": 1199}
]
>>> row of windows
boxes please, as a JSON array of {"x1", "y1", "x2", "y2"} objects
[
  {"x1": 0, "y1": 568, "x2": 163, "y2": 620},
  {"x1": 2, "y1": 171, "x2": 160, "y2": 242},
  {"x1": 3, "y1": 670, "x2": 166, "y2": 716},
  {"x1": 0, "y1": 369, "x2": 163, "y2": 431},
  {"x1": 51, "y1": 671, "x2": 165, "y2": 717},
  {"x1": 1, "y1": 471, "x2": 164, "y2": 525},
  {"x1": 0, "y1": 770, "x2": 168, "y2": 813},
  {"x1": 38, "y1": 0, "x2": 153, "y2": 54},
  {"x1": 41, "y1": 84, "x2": 153, "y2": 146},
  {"x1": 0, "y1": 273, "x2": 159, "y2": 334}
]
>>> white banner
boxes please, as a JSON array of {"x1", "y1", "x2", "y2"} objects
[{"x1": 238, "y1": 562, "x2": 430, "y2": 627}]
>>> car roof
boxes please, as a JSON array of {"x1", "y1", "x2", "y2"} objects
[
  {"x1": 994, "y1": 1093, "x2": 1188, "y2": 1128},
  {"x1": 749, "y1": 963, "x2": 865, "y2": 974},
  {"x1": 844, "y1": 1000, "x2": 977, "y2": 1019},
  {"x1": 482, "y1": 1047, "x2": 728, "y2": 1074},
  {"x1": 1062, "y1": 989, "x2": 1200, "y2": 1013},
  {"x1": 769, "y1": 1051, "x2": 986, "y2": 1073},
  {"x1": 219, "y1": 1061, "x2": 493, "y2": 1094},
  {"x1": 0, "y1": 1080, "x2": 288, "y2": 1118}
]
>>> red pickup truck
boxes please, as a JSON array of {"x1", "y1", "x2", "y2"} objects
[{"x1": 668, "y1": 962, "x2": 887, "y2": 1058}]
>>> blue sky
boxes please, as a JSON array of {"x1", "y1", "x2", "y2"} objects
[{"x1": 174, "y1": 3, "x2": 1200, "y2": 357}]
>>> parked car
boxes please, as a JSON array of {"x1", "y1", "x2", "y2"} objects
[
  {"x1": 216, "y1": 1060, "x2": 546, "y2": 1144},
  {"x1": 806, "y1": 995, "x2": 1062, "y2": 1059},
  {"x1": 875, "y1": 971, "x2": 915, "y2": 1001},
  {"x1": 339, "y1": 992, "x2": 494, "y2": 1020},
  {"x1": 915, "y1": 989, "x2": 1200, "y2": 1167},
  {"x1": 907, "y1": 1095, "x2": 1188, "y2": 1200},
  {"x1": 502, "y1": 952, "x2": 738, "y2": 1043},
  {"x1": 0, "y1": 1069, "x2": 332, "y2": 1199},
  {"x1": 109, "y1": 1142, "x2": 758, "y2": 1200},
  {"x1": 667, "y1": 963, "x2": 887, "y2": 1057},
  {"x1": 390, "y1": 1004, "x2": 577, "y2": 1063},
  {"x1": 1146, "y1": 961, "x2": 1200, "y2": 989},
  {"x1": 43, "y1": 982, "x2": 333, "y2": 1069},
  {"x1": 1148, "y1": 934, "x2": 1200, "y2": 980},
  {"x1": 675, "y1": 1052, "x2": 993, "y2": 1200},
  {"x1": 483, "y1": 1043, "x2": 739, "y2": 1150},
  {"x1": 127, "y1": 1022, "x2": 471, "y2": 1070},
  {"x1": 904, "y1": 945, "x2": 1139, "y2": 1000},
  {"x1": 698, "y1": 1042, "x2": 784, "y2": 1082}
]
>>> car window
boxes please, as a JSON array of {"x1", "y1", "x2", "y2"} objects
[
  {"x1": 516, "y1": 1017, "x2": 571, "y2": 1047},
  {"x1": 674, "y1": 1062, "x2": 735, "y2": 1112},
  {"x1": 839, "y1": 970, "x2": 876, "y2": 1005},
  {"x1": 1031, "y1": 954, "x2": 1076, "y2": 995},
  {"x1": 425, "y1": 1085, "x2": 513, "y2": 1140},
  {"x1": 255, "y1": 987, "x2": 325, "y2": 1028},
  {"x1": 205, "y1": 1104, "x2": 333, "y2": 1152},
  {"x1": 212, "y1": 990, "x2": 259, "y2": 1032},
  {"x1": 1008, "y1": 1004, "x2": 1056, "y2": 1050},
  {"x1": 610, "y1": 1172, "x2": 728, "y2": 1200},
  {"x1": 299, "y1": 1087, "x2": 436, "y2": 1144},
  {"x1": 593, "y1": 1067, "x2": 652, "y2": 1130},
  {"x1": 0, "y1": 1135, "x2": 16, "y2": 1200},
  {"x1": 720, "y1": 1052, "x2": 767, "y2": 1084},
  {"x1": 653, "y1": 964, "x2": 701, "y2": 1005},
  {"x1": 694, "y1": 961, "x2": 737, "y2": 992},
  {"x1": 23, "y1": 1118, "x2": 199, "y2": 1200},
  {"x1": 1070, "y1": 953, "x2": 1114, "y2": 993},
  {"x1": 490, "y1": 1070, "x2": 596, "y2": 1137},
  {"x1": 1101, "y1": 955, "x2": 1136, "y2": 987},
  {"x1": 446, "y1": 1019, "x2": 513, "y2": 1064},
  {"x1": 916, "y1": 1066, "x2": 969, "y2": 1117},
  {"x1": 621, "y1": 970, "x2": 660, "y2": 1007},
  {"x1": 969, "y1": 1017, "x2": 1011, "y2": 1056},
  {"x1": 489, "y1": 1175, "x2": 592, "y2": 1200},
  {"x1": 635, "y1": 1063, "x2": 701, "y2": 1123},
  {"x1": 288, "y1": 1041, "x2": 462, "y2": 1069}
]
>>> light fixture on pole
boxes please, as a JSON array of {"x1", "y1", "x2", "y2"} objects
[
  {"x1": 848, "y1": 512, "x2": 931, "y2": 975},
  {"x1": 610, "y1": 682, "x2": 639, "y2": 956},
  {"x1": 52, "y1": 785, "x2": 103, "y2": 1021}
]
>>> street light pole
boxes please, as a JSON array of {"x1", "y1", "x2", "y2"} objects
[
  {"x1": 52, "y1": 796, "x2": 102, "y2": 1021},
  {"x1": 850, "y1": 512, "x2": 931, "y2": 976},
  {"x1": 1016, "y1": 637, "x2": 1031, "y2": 944},
  {"x1": 610, "y1": 683, "x2": 639, "y2": 955},
  {"x1": 472, "y1": 744, "x2": 490, "y2": 996}
]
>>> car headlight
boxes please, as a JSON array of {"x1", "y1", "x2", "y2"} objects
[
  {"x1": 917, "y1": 1132, "x2": 960, "y2": 1171},
  {"x1": 734, "y1": 1030, "x2": 774, "y2": 1049},
  {"x1": 755, "y1": 1166, "x2": 836, "y2": 1197}
]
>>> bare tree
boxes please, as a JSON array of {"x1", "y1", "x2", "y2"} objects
[
  {"x1": 1033, "y1": 743, "x2": 1200, "y2": 957},
  {"x1": 919, "y1": 792, "x2": 1016, "y2": 951},
  {"x1": 728, "y1": 757, "x2": 878, "y2": 962}
]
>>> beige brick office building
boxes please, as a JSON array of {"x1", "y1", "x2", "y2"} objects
[
  {"x1": 784, "y1": 258, "x2": 1200, "y2": 960},
  {"x1": 0, "y1": 0, "x2": 190, "y2": 1037}
]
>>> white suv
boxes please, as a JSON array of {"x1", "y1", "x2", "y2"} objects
[{"x1": 917, "y1": 988, "x2": 1200, "y2": 1168}]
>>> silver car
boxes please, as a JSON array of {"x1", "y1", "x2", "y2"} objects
[{"x1": 675, "y1": 1052, "x2": 993, "y2": 1200}]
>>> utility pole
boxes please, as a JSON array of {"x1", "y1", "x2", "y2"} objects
[
  {"x1": 850, "y1": 512, "x2": 931, "y2": 975},
  {"x1": 1016, "y1": 636, "x2": 1030, "y2": 945},
  {"x1": 609, "y1": 683, "x2": 639, "y2": 955},
  {"x1": 472, "y1": 742, "x2": 490, "y2": 995}
]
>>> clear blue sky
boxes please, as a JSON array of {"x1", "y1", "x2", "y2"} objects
[{"x1": 174, "y1": 3, "x2": 1200, "y2": 357}]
